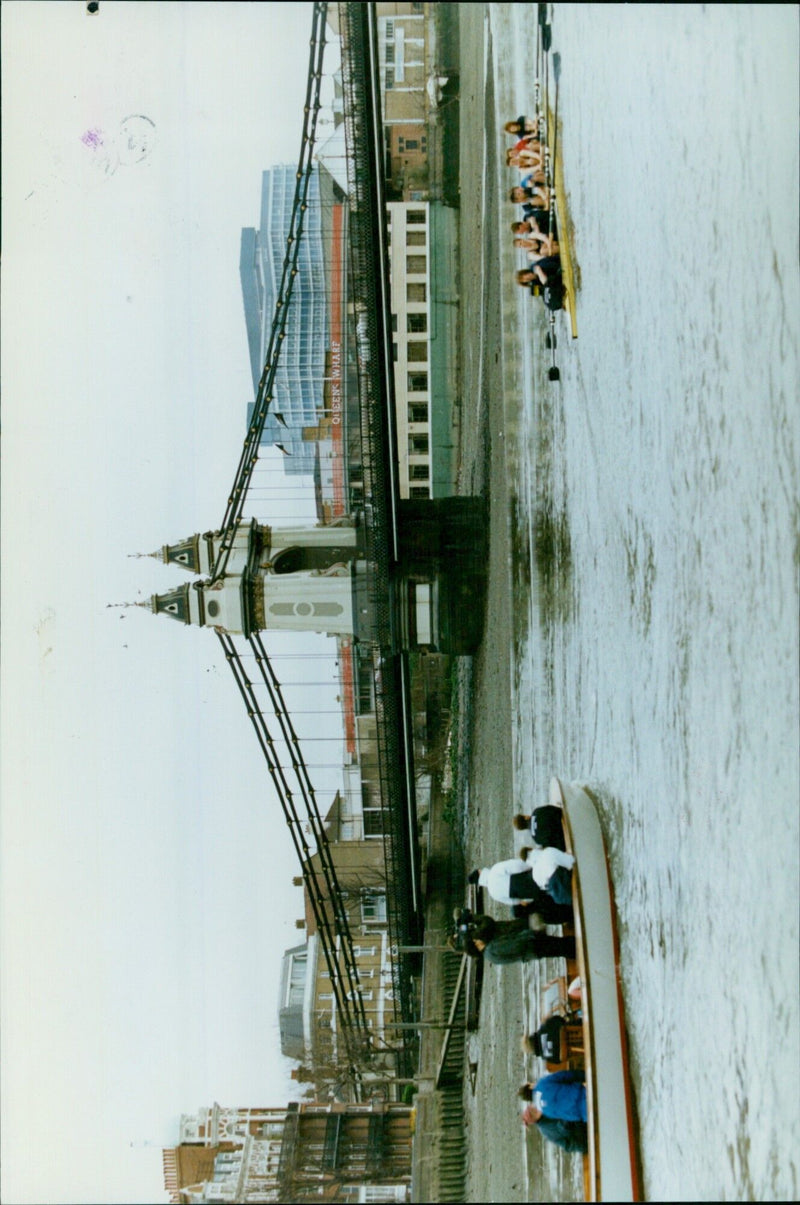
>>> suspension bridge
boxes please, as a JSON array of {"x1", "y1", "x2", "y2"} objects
[{"x1": 141, "y1": 2, "x2": 484, "y2": 1099}]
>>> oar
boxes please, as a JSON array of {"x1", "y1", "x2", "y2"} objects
[
  {"x1": 545, "y1": 52, "x2": 561, "y2": 366},
  {"x1": 535, "y1": 9, "x2": 560, "y2": 381},
  {"x1": 536, "y1": 15, "x2": 547, "y2": 130},
  {"x1": 538, "y1": 4, "x2": 552, "y2": 52},
  {"x1": 547, "y1": 51, "x2": 561, "y2": 245},
  {"x1": 550, "y1": 52, "x2": 561, "y2": 186}
]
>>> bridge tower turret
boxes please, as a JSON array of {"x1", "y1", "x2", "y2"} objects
[
  {"x1": 147, "y1": 517, "x2": 366, "y2": 640},
  {"x1": 145, "y1": 498, "x2": 487, "y2": 653}
]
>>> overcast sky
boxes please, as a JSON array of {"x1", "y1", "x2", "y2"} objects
[{"x1": 1, "y1": 4, "x2": 345, "y2": 1202}]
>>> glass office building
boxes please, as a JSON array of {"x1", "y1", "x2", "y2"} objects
[{"x1": 240, "y1": 165, "x2": 328, "y2": 475}]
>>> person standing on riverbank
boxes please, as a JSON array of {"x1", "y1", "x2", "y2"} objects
[
  {"x1": 470, "y1": 846, "x2": 575, "y2": 907},
  {"x1": 452, "y1": 914, "x2": 576, "y2": 965}
]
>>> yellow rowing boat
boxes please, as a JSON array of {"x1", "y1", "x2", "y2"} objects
[{"x1": 548, "y1": 107, "x2": 579, "y2": 339}]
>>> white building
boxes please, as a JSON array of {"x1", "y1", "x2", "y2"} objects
[{"x1": 387, "y1": 201, "x2": 432, "y2": 499}]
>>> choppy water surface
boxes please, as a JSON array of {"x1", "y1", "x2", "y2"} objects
[{"x1": 490, "y1": 5, "x2": 799, "y2": 1200}]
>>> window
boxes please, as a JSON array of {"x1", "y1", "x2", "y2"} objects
[
  {"x1": 360, "y1": 890, "x2": 387, "y2": 925},
  {"x1": 410, "y1": 464, "x2": 429, "y2": 480},
  {"x1": 406, "y1": 255, "x2": 426, "y2": 274},
  {"x1": 364, "y1": 808, "x2": 384, "y2": 837},
  {"x1": 362, "y1": 780, "x2": 378, "y2": 808},
  {"x1": 410, "y1": 485, "x2": 430, "y2": 498},
  {"x1": 406, "y1": 231, "x2": 426, "y2": 247},
  {"x1": 215, "y1": 1153, "x2": 241, "y2": 1171},
  {"x1": 407, "y1": 283, "x2": 426, "y2": 303},
  {"x1": 405, "y1": 139, "x2": 419, "y2": 150},
  {"x1": 410, "y1": 403, "x2": 428, "y2": 423},
  {"x1": 409, "y1": 434, "x2": 429, "y2": 455},
  {"x1": 406, "y1": 209, "x2": 425, "y2": 224},
  {"x1": 362, "y1": 1186, "x2": 409, "y2": 1202},
  {"x1": 407, "y1": 341, "x2": 427, "y2": 363},
  {"x1": 407, "y1": 312, "x2": 427, "y2": 332},
  {"x1": 286, "y1": 950, "x2": 307, "y2": 1006},
  {"x1": 407, "y1": 371, "x2": 428, "y2": 392}
]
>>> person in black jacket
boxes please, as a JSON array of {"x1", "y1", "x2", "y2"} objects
[
  {"x1": 513, "y1": 804, "x2": 567, "y2": 851},
  {"x1": 450, "y1": 914, "x2": 575, "y2": 965},
  {"x1": 522, "y1": 1013, "x2": 568, "y2": 1060}
]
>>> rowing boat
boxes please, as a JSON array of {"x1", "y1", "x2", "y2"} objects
[
  {"x1": 551, "y1": 777, "x2": 640, "y2": 1201},
  {"x1": 547, "y1": 111, "x2": 579, "y2": 339}
]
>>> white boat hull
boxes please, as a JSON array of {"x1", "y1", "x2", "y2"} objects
[{"x1": 551, "y1": 777, "x2": 640, "y2": 1202}]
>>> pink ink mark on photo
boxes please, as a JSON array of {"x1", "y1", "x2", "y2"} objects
[{"x1": 81, "y1": 128, "x2": 105, "y2": 150}]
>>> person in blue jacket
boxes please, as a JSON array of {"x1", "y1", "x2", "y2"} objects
[
  {"x1": 525, "y1": 1111, "x2": 588, "y2": 1154},
  {"x1": 519, "y1": 1069, "x2": 588, "y2": 1153},
  {"x1": 520, "y1": 1069, "x2": 587, "y2": 1122}
]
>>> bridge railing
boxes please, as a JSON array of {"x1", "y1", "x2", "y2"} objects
[
  {"x1": 210, "y1": 0, "x2": 427, "y2": 1086},
  {"x1": 338, "y1": 1, "x2": 423, "y2": 1081}
]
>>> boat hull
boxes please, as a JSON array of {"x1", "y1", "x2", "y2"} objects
[
  {"x1": 547, "y1": 110, "x2": 579, "y2": 339},
  {"x1": 551, "y1": 777, "x2": 640, "y2": 1202}
]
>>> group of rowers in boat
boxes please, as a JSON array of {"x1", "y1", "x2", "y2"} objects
[
  {"x1": 506, "y1": 115, "x2": 566, "y2": 312},
  {"x1": 449, "y1": 802, "x2": 589, "y2": 1155}
]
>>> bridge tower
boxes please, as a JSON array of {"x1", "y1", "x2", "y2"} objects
[
  {"x1": 148, "y1": 517, "x2": 365, "y2": 640},
  {"x1": 146, "y1": 497, "x2": 486, "y2": 653}
]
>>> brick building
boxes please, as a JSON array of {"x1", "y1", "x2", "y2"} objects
[
  {"x1": 163, "y1": 1101, "x2": 412, "y2": 1203},
  {"x1": 279, "y1": 793, "x2": 404, "y2": 1099}
]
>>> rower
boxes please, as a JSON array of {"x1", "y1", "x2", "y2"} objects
[
  {"x1": 503, "y1": 115, "x2": 539, "y2": 136},
  {"x1": 516, "y1": 259, "x2": 563, "y2": 301},
  {"x1": 514, "y1": 233, "x2": 560, "y2": 258},
  {"x1": 510, "y1": 183, "x2": 551, "y2": 210}
]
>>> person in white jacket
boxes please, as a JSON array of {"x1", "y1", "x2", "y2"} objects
[{"x1": 469, "y1": 845, "x2": 575, "y2": 907}]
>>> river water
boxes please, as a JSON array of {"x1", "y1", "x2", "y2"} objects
[{"x1": 461, "y1": 5, "x2": 799, "y2": 1201}]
